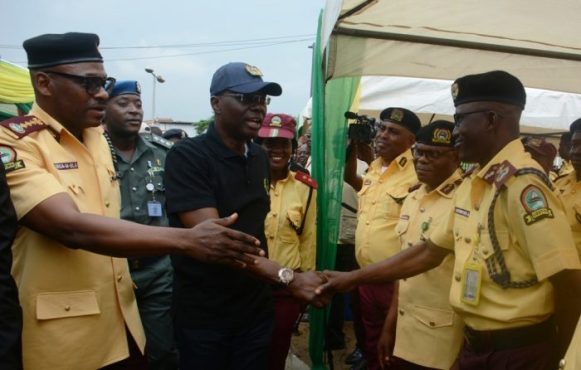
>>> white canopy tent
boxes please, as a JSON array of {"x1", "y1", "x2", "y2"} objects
[
  {"x1": 302, "y1": 76, "x2": 581, "y2": 135},
  {"x1": 322, "y1": 0, "x2": 581, "y2": 94}
]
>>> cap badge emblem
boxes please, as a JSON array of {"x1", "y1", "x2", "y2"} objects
[
  {"x1": 451, "y1": 83, "x2": 459, "y2": 99},
  {"x1": 245, "y1": 64, "x2": 263, "y2": 77},
  {"x1": 390, "y1": 109, "x2": 404, "y2": 122},
  {"x1": 433, "y1": 128, "x2": 452, "y2": 144},
  {"x1": 270, "y1": 116, "x2": 282, "y2": 127}
]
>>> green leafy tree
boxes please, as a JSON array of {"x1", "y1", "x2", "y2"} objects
[{"x1": 192, "y1": 116, "x2": 213, "y2": 135}]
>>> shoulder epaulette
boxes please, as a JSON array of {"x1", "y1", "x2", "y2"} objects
[
  {"x1": 0, "y1": 115, "x2": 49, "y2": 139},
  {"x1": 408, "y1": 182, "x2": 422, "y2": 193},
  {"x1": 146, "y1": 134, "x2": 173, "y2": 150},
  {"x1": 295, "y1": 171, "x2": 318, "y2": 189},
  {"x1": 461, "y1": 164, "x2": 477, "y2": 178},
  {"x1": 482, "y1": 160, "x2": 517, "y2": 189},
  {"x1": 553, "y1": 173, "x2": 569, "y2": 183}
]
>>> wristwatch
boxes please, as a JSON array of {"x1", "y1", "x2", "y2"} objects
[{"x1": 277, "y1": 267, "x2": 295, "y2": 286}]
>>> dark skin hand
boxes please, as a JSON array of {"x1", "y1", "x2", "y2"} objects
[
  {"x1": 179, "y1": 207, "x2": 330, "y2": 308},
  {"x1": 378, "y1": 281, "x2": 398, "y2": 369},
  {"x1": 315, "y1": 240, "x2": 450, "y2": 298},
  {"x1": 549, "y1": 269, "x2": 581, "y2": 364},
  {"x1": 21, "y1": 193, "x2": 264, "y2": 267}
]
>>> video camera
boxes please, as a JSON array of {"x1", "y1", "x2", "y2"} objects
[{"x1": 345, "y1": 111, "x2": 377, "y2": 142}]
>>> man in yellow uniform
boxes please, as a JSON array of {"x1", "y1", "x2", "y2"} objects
[
  {"x1": 318, "y1": 70, "x2": 581, "y2": 370},
  {"x1": 0, "y1": 32, "x2": 268, "y2": 370},
  {"x1": 556, "y1": 119, "x2": 581, "y2": 370},
  {"x1": 344, "y1": 107, "x2": 420, "y2": 370},
  {"x1": 377, "y1": 120, "x2": 464, "y2": 370},
  {"x1": 555, "y1": 119, "x2": 581, "y2": 256},
  {"x1": 553, "y1": 131, "x2": 575, "y2": 182}
]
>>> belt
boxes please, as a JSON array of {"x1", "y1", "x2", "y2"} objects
[
  {"x1": 464, "y1": 317, "x2": 556, "y2": 353},
  {"x1": 128, "y1": 256, "x2": 165, "y2": 271}
]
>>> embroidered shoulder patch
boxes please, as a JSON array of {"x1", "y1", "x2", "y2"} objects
[
  {"x1": 0, "y1": 144, "x2": 25, "y2": 172},
  {"x1": 0, "y1": 116, "x2": 49, "y2": 139},
  {"x1": 295, "y1": 171, "x2": 318, "y2": 189},
  {"x1": 521, "y1": 185, "x2": 554, "y2": 225}
]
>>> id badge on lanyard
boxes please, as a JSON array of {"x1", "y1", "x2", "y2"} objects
[{"x1": 461, "y1": 261, "x2": 482, "y2": 306}]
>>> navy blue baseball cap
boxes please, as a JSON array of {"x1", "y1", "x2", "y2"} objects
[
  {"x1": 109, "y1": 80, "x2": 141, "y2": 98},
  {"x1": 210, "y1": 62, "x2": 282, "y2": 96}
]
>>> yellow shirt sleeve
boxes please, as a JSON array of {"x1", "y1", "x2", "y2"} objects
[
  {"x1": 428, "y1": 201, "x2": 456, "y2": 251},
  {"x1": 506, "y1": 175, "x2": 580, "y2": 281},
  {"x1": 299, "y1": 188, "x2": 317, "y2": 271},
  {"x1": 0, "y1": 131, "x2": 67, "y2": 219}
]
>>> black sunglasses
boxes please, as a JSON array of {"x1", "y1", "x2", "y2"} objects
[
  {"x1": 44, "y1": 70, "x2": 116, "y2": 95},
  {"x1": 221, "y1": 93, "x2": 271, "y2": 106}
]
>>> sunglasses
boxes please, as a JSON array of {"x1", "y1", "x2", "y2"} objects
[
  {"x1": 44, "y1": 70, "x2": 116, "y2": 95},
  {"x1": 222, "y1": 93, "x2": 271, "y2": 106}
]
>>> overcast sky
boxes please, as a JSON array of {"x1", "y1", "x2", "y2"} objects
[{"x1": 1, "y1": 0, "x2": 325, "y2": 122}]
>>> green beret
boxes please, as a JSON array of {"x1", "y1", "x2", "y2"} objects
[{"x1": 451, "y1": 70, "x2": 526, "y2": 109}]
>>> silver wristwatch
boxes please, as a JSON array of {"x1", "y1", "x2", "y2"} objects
[{"x1": 277, "y1": 267, "x2": 294, "y2": 286}]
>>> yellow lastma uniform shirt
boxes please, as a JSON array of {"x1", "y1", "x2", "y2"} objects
[
  {"x1": 430, "y1": 139, "x2": 580, "y2": 330},
  {"x1": 0, "y1": 105, "x2": 145, "y2": 370},
  {"x1": 393, "y1": 171, "x2": 464, "y2": 370},
  {"x1": 560, "y1": 315, "x2": 581, "y2": 370},
  {"x1": 555, "y1": 170, "x2": 581, "y2": 256},
  {"x1": 355, "y1": 149, "x2": 417, "y2": 267},
  {"x1": 264, "y1": 171, "x2": 317, "y2": 271}
]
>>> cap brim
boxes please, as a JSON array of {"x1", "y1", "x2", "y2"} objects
[
  {"x1": 230, "y1": 81, "x2": 282, "y2": 96},
  {"x1": 258, "y1": 127, "x2": 294, "y2": 139}
]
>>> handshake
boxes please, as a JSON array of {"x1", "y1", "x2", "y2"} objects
[{"x1": 287, "y1": 270, "x2": 356, "y2": 309}]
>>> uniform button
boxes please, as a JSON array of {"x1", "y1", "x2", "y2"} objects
[
  {"x1": 117, "y1": 274, "x2": 123, "y2": 282},
  {"x1": 419, "y1": 208, "x2": 425, "y2": 213},
  {"x1": 398, "y1": 309, "x2": 404, "y2": 316},
  {"x1": 464, "y1": 237, "x2": 471, "y2": 243},
  {"x1": 455, "y1": 273, "x2": 461, "y2": 282},
  {"x1": 559, "y1": 359, "x2": 566, "y2": 369},
  {"x1": 269, "y1": 235, "x2": 274, "y2": 239},
  {"x1": 372, "y1": 201, "x2": 376, "y2": 205},
  {"x1": 475, "y1": 205, "x2": 480, "y2": 211},
  {"x1": 482, "y1": 250, "x2": 489, "y2": 256},
  {"x1": 64, "y1": 305, "x2": 71, "y2": 311},
  {"x1": 130, "y1": 167, "x2": 135, "y2": 172},
  {"x1": 272, "y1": 213, "x2": 277, "y2": 217},
  {"x1": 429, "y1": 321, "x2": 436, "y2": 327},
  {"x1": 379, "y1": 180, "x2": 383, "y2": 184},
  {"x1": 274, "y1": 192, "x2": 279, "y2": 196},
  {"x1": 105, "y1": 202, "x2": 110, "y2": 208},
  {"x1": 366, "y1": 221, "x2": 370, "y2": 225},
  {"x1": 135, "y1": 206, "x2": 140, "y2": 211},
  {"x1": 132, "y1": 187, "x2": 137, "y2": 191}
]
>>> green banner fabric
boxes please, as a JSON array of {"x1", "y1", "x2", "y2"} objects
[{"x1": 309, "y1": 11, "x2": 361, "y2": 369}]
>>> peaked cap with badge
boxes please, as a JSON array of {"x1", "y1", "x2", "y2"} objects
[
  {"x1": 380, "y1": 107, "x2": 421, "y2": 135},
  {"x1": 210, "y1": 62, "x2": 282, "y2": 96},
  {"x1": 23, "y1": 32, "x2": 103, "y2": 69},
  {"x1": 451, "y1": 70, "x2": 526, "y2": 109}
]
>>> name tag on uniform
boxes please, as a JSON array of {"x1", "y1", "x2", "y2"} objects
[
  {"x1": 147, "y1": 201, "x2": 163, "y2": 217},
  {"x1": 461, "y1": 262, "x2": 482, "y2": 306}
]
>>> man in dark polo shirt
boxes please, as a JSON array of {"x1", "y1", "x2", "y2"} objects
[
  {"x1": 0, "y1": 162, "x2": 22, "y2": 369},
  {"x1": 165, "y1": 62, "x2": 326, "y2": 370}
]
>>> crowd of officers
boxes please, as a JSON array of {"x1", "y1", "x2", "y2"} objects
[{"x1": 0, "y1": 31, "x2": 580, "y2": 370}]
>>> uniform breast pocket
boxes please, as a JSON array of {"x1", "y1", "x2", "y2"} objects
[
  {"x1": 571, "y1": 203, "x2": 581, "y2": 232},
  {"x1": 395, "y1": 217, "x2": 410, "y2": 237},
  {"x1": 282, "y1": 206, "x2": 303, "y2": 242},
  {"x1": 411, "y1": 304, "x2": 455, "y2": 329},
  {"x1": 382, "y1": 191, "x2": 406, "y2": 220},
  {"x1": 478, "y1": 229, "x2": 509, "y2": 261},
  {"x1": 36, "y1": 290, "x2": 101, "y2": 321}
]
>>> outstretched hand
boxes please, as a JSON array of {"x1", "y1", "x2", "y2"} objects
[
  {"x1": 186, "y1": 213, "x2": 264, "y2": 267},
  {"x1": 289, "y1": 271, "x2": 332, "y2": 308},
  {"x1": 315, "y1": 270, "x2": 357, "y2": 299}
]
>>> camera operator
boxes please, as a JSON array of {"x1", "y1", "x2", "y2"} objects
[{"x1": 344, "y1": 108, "x2": 421, "y2": 370}]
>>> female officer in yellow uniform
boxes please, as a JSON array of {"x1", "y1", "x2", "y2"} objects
[{"x1": 257, "y1": 113, "x2": 317, "y2": 370}]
